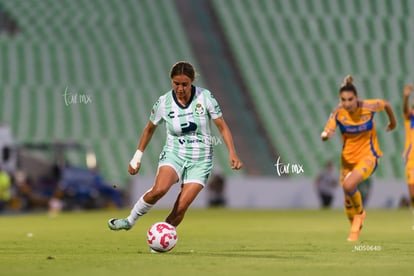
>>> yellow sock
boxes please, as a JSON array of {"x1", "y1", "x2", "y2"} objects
[
  {"x1": 347, "y1": 189, "x2": 363, "y2": 214},
  {"x1": 344, "y1": 199, "x2": 356, "y2": 224}
]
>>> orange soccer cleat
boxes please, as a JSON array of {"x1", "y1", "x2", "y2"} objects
[{"x1": 347, "y1": 210, "x2": 366, "y2": 242}]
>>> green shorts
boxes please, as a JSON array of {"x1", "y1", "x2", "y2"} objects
[{"x1": 158, "y1": 151, "x2": 213, "y2": 186}]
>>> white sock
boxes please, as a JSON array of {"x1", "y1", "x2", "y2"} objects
[{"x1": 127, "y1": 195, "x2": 154, "y2": 225}]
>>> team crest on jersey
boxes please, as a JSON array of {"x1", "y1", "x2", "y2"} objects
[{"x1": 195, "y1": 103, "x2": 205, "y2": 115}]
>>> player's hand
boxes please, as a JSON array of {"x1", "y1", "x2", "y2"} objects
[
  {"x1": 386, "y1": 122, "x2": 396, "y2": 132},
  {"x1": 128, "y1": 163, "x2": 141, "y2": 175},
  {"x1": 321, "y1": 131, "x2": 329, "y2": 141},
  {"x1": 404, "y1": 85, "x2": 413, "y2": 97},
  {"x1": 229, "y1": 154, "x2": 243, "y2": 170}
]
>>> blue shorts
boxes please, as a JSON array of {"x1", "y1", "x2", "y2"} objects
[{"x1": 158, "y1": 151, "x2": 213, "y2": 186}]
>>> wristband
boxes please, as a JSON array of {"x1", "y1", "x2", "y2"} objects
[{"x1": 129, "y1": 150, "x2": 143, "y2": 169}]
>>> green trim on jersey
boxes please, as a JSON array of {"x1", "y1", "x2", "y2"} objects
[{"x1": 149, "y1": 86, "x2": 222, "y2": 162}]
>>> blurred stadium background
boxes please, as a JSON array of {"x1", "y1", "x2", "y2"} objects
[{"x1": 0, "y1": 0, "x2": 413, "y2": 210}]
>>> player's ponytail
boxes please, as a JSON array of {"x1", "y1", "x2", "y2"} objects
[
  {"x1": 339, "y1": 74, "x2": 357, "y2": 95},
  {"x1": 342, "y1": 75, "x2": 353, "y2": 87}
]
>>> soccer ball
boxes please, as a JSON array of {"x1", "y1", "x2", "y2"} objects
[{"x1": 147, "y1": 222, "x2": 178, "y2": 252}]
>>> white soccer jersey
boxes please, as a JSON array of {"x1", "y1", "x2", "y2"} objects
[{"x1": 149, "y1": 86, "x2": 222, "y2": 161}]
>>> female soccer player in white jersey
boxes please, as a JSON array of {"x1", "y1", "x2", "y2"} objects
[{"x1": 108, "y1": 61, "x2": 242, "y2": 229}]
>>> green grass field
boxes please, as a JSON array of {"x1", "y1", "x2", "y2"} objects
[{"x1": 1, "y1": 208, "x2": 413, "y2": 276}]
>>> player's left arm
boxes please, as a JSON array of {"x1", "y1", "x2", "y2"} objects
[
  {"x1": 403, "y1": 84, "x2": 413, "y2": 119},
  {"x1": 383, "y1": 100, "x2": 397, "y2": 132},
  {"x1": 213, "y1": 117, "x2": 243, "y2": 170}
]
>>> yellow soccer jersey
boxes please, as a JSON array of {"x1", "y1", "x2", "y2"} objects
[
  {"x1": 403, "y1": 112, "x2": 414, "y2": 163},
  {"x1": 323, "y1": 99, "x2": 386, "y2": 164}
]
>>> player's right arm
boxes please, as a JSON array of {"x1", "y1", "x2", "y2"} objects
[
  {"x1": 403, "y1": 84, "x2": 413, "y2": 119},
  {"x1": 136, "y1": 121, "x2": 158, "y2": 153},
  {"x1": 128, "y1": 97, "x2": 164, "y2": 175},
  {"x1": 321, "y1": 129, "x2": 335, "y2": 141},
  {"x1": 321, "y1": 107, "x2": 339, "y2": 141},
  {"x1": 128, "y1": 121, "x2": 158, "y2": 175}
]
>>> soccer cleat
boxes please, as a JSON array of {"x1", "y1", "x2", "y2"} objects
[
  {"x1": 108, "y1": 218, "x2": 132, "y2": 231},
  {"x1": 347, "y1": 210, "x2": 366, "y2": 242}
]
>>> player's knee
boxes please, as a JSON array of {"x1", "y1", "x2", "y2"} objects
[
  {"x1": 343, "y1": 179, "x2": 359, "y2": 194},
  {"x1": 343, "y1": 182, "x2": 352, "y2": 193}
]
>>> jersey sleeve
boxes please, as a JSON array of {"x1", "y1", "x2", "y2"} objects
[
  {"x1": 361, "y1": 99, "x2": 386, "y2": 112},
  {"x1": 149, "y1": 97, "x2": 164, "y2": 125},
  {"x1": 206, "y1": 91, "x2": 222, "y2": 119},
  {"x1": 323, "y1": 107, "x2": 339, "y2": 133}
]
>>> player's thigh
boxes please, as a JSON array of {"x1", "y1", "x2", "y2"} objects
[
  {"x1": 151, "y1": 165, "x2": 180, "y2": 195},
  {"x1": 177, "y1": 183, "x2": 204, "y2": 208},
  {"x1": 158, "y1": 151, "x2": 185, "y2": 182},
  {"x1": 152, "y1": 151, "x2": 185, "y2": 193},
  {"x1": 183, "y1": 160, "x2": 213, "y2": 187},
  {"x1": 340, "y1": 163, "x2": 352, "y2": 186},
  {"x1": 354, "y1": 156, "x2": 378, "y2": 181},
  {"x1": 341, "y1": 156, "x2": 377, "y2": 186},
  {"x1": 342, "y1": 170, "x2": 363, "y2": 192}
]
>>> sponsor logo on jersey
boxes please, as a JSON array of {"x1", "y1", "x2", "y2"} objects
[
  {"x1": 180, "y1": 122, "x2": 197, "y2": 133},
  {"x1": 178, "y1": 138, "x2": 204, "y2": 145},
  {"x1": 178, "y1": 112, "x2": 193, "y2": 118},
  {"x1": 177, "y1": 136, "x2": 222, "y2": 146}
]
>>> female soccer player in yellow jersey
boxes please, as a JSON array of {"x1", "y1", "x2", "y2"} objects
[
  {"x1": 402, "y1": 84, "x2": 414, "y2": 212},
  {"x1": 321, "y1": 75, "x2": 397, "y2": 241}
]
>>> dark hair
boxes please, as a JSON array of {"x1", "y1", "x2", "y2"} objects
[
  {"x1": 339, "y1": 75, "x2": 357, "y2": 95},
  {"x1": 169, "y1": 61, "x2": 196, "y2": 81}
]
